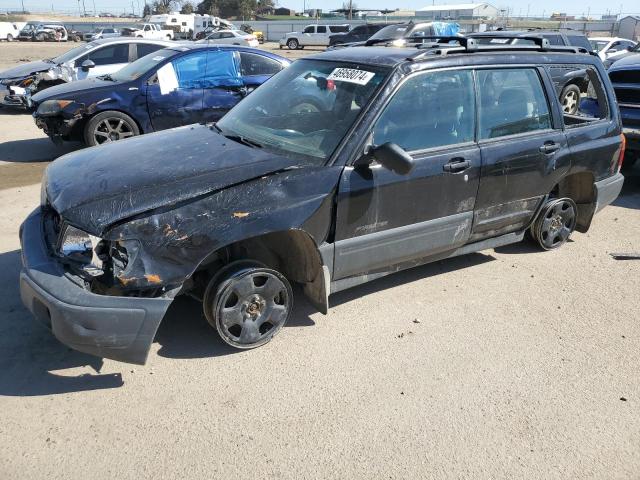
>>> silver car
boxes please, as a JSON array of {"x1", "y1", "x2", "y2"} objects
[
  {"x1": 197, "y1": 29, "x2": 260, "y2": 48},
  {"x1": 0, "y1": 37, "x2": 173, "y2": 108},
  {"x1": 84, "y1": 27, "x2": 121, "y2": 41}
]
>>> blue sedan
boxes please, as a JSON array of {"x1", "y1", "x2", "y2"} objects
[{"x1": 31, "y1": 44, "x2": 290, "y2": 146}]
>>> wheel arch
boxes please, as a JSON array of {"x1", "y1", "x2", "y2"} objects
[
  {"x1": 83, "y1": 107, "x2": 146, "y2": 135},
  {"x1": 553, "y1": 171, "x2": 597, "y2": 233},
  {"x1": 195, "y1": 228, "x2": 330, "y2": 314}
]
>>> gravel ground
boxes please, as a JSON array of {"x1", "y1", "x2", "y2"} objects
[{"x1": 0, "y1": 41, "x2": 639, "y2": 480}]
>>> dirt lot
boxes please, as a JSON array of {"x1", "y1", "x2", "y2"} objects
[{"x1": 0, "y1": 41, "x2": 639, "y2": 480}]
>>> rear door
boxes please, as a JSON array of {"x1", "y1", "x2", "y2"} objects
[
  {"x1": 471, "y1": 67, "x2": 570, "y2": 241},
  {"x1": 146, "y1": 50, "x2": 207, "y2": 130},
  {"x1": 238, "y1": 51, "x2": 285, "y2": 91},
  {"x1": 333, "y1": 69, "x2": 481, "y2": 279}
]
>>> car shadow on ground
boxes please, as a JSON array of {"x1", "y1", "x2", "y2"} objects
[
  {"x1": 616, "y1": 163, "x2": 640, "y2": 209},
  {"x1": 0, "y1": 138, "x2": 82, "y2": 163},
  {"x1": 0, "y1": 250, "x2": 124, "y2": 397}
]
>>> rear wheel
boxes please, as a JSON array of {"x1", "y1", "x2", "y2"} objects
[
  {"x1": 560, "y1": 84, "x2": 581, "y2": 115},
  {"x1": 84, "y1": 111, "x2": 140, "y2": 146},
  {"x1": 203, "y1": 261, "x2": 293, "y2": 349},
  {"x1": 6, "y1": 34, "x2": 13, "y2": 42},
  {"x1": 287, "y1": 38, "x2": 299, "y2": 50},
  {"x1": 531, "y1": 198, "x2": 577, "y2": 250}
]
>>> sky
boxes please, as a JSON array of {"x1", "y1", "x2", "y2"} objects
[{"x1": 2, "y1": 0, "x2": 639, "y2": 17}]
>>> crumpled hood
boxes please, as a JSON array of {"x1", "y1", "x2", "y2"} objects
[
  {"x1": 31, "y1": 77, "x2": 115, "y2": 103},
  {"x1": 0, "y1": 60, "x2": 53, "y2": 81},
  {"x1": 45, "y1": 124, "x2": 306, "y2": 235}
]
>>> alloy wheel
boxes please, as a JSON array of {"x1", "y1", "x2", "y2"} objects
[
  {"x1": 533, "y1": 198, "x2": 577, "y2": 250},
  {"x1": 93, "y1": 117, "x2": 135, "y2": 144}
]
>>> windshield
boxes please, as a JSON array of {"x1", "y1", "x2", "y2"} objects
[
  {"x1": 369, "y1": 24, "x2": 410, "y2": 41},
  {"x1": 217, "y1": 59, "x2": 390, "y2": 163},
  {"x1": 590, "y1": 40, "x2": 609, "y2": 52},
  {"x1": 52, "y1": 42, "x2": 98, "y2": 64},
  {"x1": 20, "y1": 24, "x2": 37, "y2": 33},
  {"x1": 110, "y1": 49, "x2": 176, "y2": 82}
]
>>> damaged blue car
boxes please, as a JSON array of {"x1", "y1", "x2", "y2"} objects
[{"x1": 30, "y1": 44, "x2": 290, "y2": 146}]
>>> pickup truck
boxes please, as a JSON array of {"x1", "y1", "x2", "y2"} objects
[
  {"x1": 122, "y1": 23, "x2": 174, "y2": 40},
  {"x1": 279, "y1": 24, "x2": 349, "y2": 49}
]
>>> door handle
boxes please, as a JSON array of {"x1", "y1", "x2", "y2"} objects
[
  {"x1": 443, "y1": 158, "x2": 470, "y2": 173},
  {"x1": 539, "y1": 141, "x2": 560, "y2": 154}
]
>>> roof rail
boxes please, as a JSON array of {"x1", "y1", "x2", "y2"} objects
[{"x1": 407, "y1": 42, "x2": 589, "y2": 61}]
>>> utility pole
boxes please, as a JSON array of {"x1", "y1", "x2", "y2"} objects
[
  {"x1": 82, "y1": 0, "x2": 87, "y2": 16},
  {"x1": 21, "y1": 0, "x2": 25, "y2": 14},
  {"x1": 92, "y1": 0, "x2": 96, "y2": 15}
]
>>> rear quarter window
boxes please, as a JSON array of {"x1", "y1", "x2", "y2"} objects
[{"x1": 567, "y1": 35, "x2": 592, "y2": 50}]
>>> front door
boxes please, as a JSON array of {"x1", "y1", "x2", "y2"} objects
[
  {"x1": 75, "y1": 43, "x2": 130, "y2": 80},
  {"x1": 200, "y1": 50, "x2": 244, "y2": 123},
  {"x1": 333, "y1": 69, "x2": 481, "y2": 280},
  {"x1": 146, "y1": 50, "x2": 207, "y2": 131},
  {"x1": 471, "y1": 67, "x2": 570, "y2": 241}
]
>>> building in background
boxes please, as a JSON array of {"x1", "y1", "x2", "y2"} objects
[
  {"x1": 618, "y1": 16, "x2": 640, "y2": 41},
  {"x1": 415, "y1": 3, "x2": 498, "y2": 20}
]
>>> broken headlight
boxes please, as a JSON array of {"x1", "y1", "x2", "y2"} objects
[
  {"x1": 57, "y1": 224, "x2": 107, "y2": 276},
  {"x1": 37, "y1": 99, "x2": 75, "y2": 116}
]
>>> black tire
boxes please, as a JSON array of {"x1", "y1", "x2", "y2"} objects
[
  {"x1": 560, "y1": 84, "x2": 581, "y2": 115},
  {"x1": 531, "y1": 197, "x2": 577, "y2": 250},
  {"x1": 6, "y1": 34, "x2": 13, "y2": 42},
  {"x1": 84, "y1": 111, "x2": 140, "y2": 146},
  {"x1": 203, "y1": 261, "x2": 293, "y2": 349},
  {"x1": 35, "y1": 33, "x2": 45, "y2": 42},
  {"x1": 287, "y1": 38, "x2": 299, "y2": 50}
]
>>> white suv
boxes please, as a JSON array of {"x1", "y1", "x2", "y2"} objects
[{"x1": 279, "y1": 24, "x2": 350, "y2": 49}]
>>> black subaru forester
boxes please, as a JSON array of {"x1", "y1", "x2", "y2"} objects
[{"x1": 20, "y1": 36, "x2": 625, "y2": 364}]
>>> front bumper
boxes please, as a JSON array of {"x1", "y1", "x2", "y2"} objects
[
  {"x1": 19, "y1": 208, "x2": 173, "y2": 364},
  {"x1": 594, "y1": 172, "x2": 624, "y2": 213}
]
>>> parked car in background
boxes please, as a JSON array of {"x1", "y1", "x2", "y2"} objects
[
  {"x1": 280, "y1": 24, "x2": 350, "y2": 49},
  {"x1": 604, "y1": 42, "x2": 640, "y2": 68},
  {"x1": 197, "y1": 29, "x2": 260, "y2": 47},
  {"x1": 84, "y1": 27, "x2": 121, "y2": 41},
  {"x1": 0, "y1": 22, "x2": 20, "y2": 41},
  {"x1": 333, "y1": 22, "x2": 459, "y2": 48},
  {"x1": 121, "y1": 23, "x2": 174, "y2": 40},
  {"x1": 469, "y1": 30, "x2": 594, "y2": 114},
  {"x1": 589, "y1": 37, "x2": 637, "y2": 61},
  {"x1": 31, "y1": 45, "x2": 289, "y2": 146},
  {"x1": 328, "y1": 23, "x2": 387, "y2": 47},
  {"x1": 607, "y1": 55, "x2": 640, "y2": 167},
  {"x1": 20, "y1": 39, "x2": 624, "y2": 364},
  {"x1": 0, "y1": 38, "x2": 173, "y2": 108},
  {"x1": 18, "y1": 23, "x2": 68, "y2": 41}
]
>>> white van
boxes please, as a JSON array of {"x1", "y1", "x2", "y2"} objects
[{"x1": 0, "y1": 22, "x2": 21, "y2": 41}]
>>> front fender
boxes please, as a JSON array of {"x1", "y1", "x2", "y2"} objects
[{"x1": 104, "y1": 166, "x2": 342, "y2": 290}]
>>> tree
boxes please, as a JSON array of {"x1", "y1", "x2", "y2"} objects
[
  {"x1": 143, "y1": 3, "x2": 152, "y2": 16},
  {"x1": 181, "y1": 1, "x2": 195, "y2": 14},
  {"x1": 152, "y1": 0, "x2": 179, "y2": 14}
]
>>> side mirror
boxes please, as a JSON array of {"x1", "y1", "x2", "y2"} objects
[
  {"x1": 81, "y1": 59, "x2": 95, "y2": 72},
  {"x1": 368, "y1": 142, "x2": 414, "y2": 175}
]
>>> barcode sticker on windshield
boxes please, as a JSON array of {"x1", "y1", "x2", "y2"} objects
[{"x1": 327, "y1": 68, "x2": 375, "y2": 85}]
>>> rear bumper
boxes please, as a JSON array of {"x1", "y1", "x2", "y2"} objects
[
  {"x1": 19, "y1": 208, "x2": 173, "y2": 364},
  {"x1": 594, "y1": 172, "x2": 624, "y2": 213}
]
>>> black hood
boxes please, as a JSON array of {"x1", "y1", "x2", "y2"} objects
[
  {"x1": 31, "y1": 77, "x2": 116, "y2": 103},
  {"x1": 0, "y1": 60, "x2": 53, "y2": 80},
  {"x1": 45, "y1": 124, "x2": 306, "y2": 235}
]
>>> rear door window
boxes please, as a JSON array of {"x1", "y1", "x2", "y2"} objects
[
  {"x1": 477, "y1": 68, "x2": 552, "y2": 139},
  {"x1": 317, "y1": 26, "x2": 327, "y2": 34},
  {"x1": 136, "y1": 43, "x2": 164, "y2": 60},
  {"x1": 239, "y1": 52, "x2": 284, "y2": 76},
  {"x1": 203, "y1": 50, "x2": 242, "y2": 88}
]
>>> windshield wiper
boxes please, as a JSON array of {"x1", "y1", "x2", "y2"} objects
[{"x1": 211, "y1": 124, "x2": 263, "y2": 149}]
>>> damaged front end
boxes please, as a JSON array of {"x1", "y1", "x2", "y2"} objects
[
  {"x1": 33, "y1": 99, "x2": 86, "y2": 144},
  {"x1": 1, "y1": 65, "x2": 71, "y2": 109}
]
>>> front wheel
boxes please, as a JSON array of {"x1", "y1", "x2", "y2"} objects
[
  {"x1": 84, "y1": 111, "x2": 140, "y2": 146},
  {"x1": 560, "y1": 84, "x2": 581, "y2": 115},
  {"x1": 531, "y1": 197, "x2": 577, "y2": 250},
  {"x1": 287, "y1": 38, "x2": 299, "y2": 49},
  {"x1": 6, "y1": 34, "x2": 13, "y2": 42},
  {"x1": 203, "y1": 262, "x2": 293, "y2": 349}
]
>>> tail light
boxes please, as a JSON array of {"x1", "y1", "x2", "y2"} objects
[{"x1": 618, "y1": 133, "x2": 626, "y2": 173}]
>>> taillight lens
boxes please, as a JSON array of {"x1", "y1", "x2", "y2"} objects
[{"x1": 618, "y1": 133, "x2": 626, "y2": 173}]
